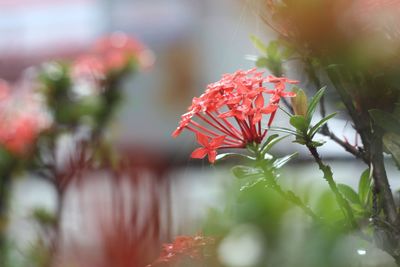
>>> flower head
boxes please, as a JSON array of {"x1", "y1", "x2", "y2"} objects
[
  {"x1": 0, "y1": 78, "x2": 52, "y2": 155},
  {"x1": 172, "y1": 68, "x2": 297, "y2": 163},
  {"x1": 92, "y1": 32, "x2": 153, "y2": 71}
]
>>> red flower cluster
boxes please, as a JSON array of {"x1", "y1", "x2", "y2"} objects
[
  {"x1": 71, "y1": 32, "x2": 152, "y2": 92},
  {"x1": 172, "y1": 68, "x2": 297, "y2": 163},
  {"x1": 0, "y1": 79, "x2": 52, "y2": 155},
  {"x1": 149, "y1": 235, "x2": 215, "y2": 266}
]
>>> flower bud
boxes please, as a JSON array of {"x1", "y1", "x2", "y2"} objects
[{"x1": 291, "y1": 87, "x2": 308, "y2": 116}]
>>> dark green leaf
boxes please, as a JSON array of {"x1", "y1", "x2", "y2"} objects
[
  {"x1": 383, "y1": 132, "x2": 400, "y2": 169},
  {"x1": 369, "y1": 109, "x2": 400, "y2": 134},
  {"x1": 338, "y1": 184, "x2": 361, "y2": 205},
  {"x1": 306, "y1": 87, "x2": 326, "y2": 120}
]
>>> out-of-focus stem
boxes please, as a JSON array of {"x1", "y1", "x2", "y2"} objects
[
  {"x1": 253, "y1": 145, "x2": 321, "y2": 223},
  {"x1": 306, "y1": 143, "x2": 358, "y2": 229}
]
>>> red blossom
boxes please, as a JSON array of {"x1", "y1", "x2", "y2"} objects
[
  {"x1": 191, "y1": 133, "x2": 225, "y2": 163},
  {"x1": 172, "y1": 68, "x2": 297, "y2": 163},
  {"x1": 148, "y1": 235, "x2": 215, "y2": 267},
  {"x1": 0, "y1": 79, "x2": 52, "y2": 155},
  {"x1": 92, "y1": 32, "x2": 149, "y2": 71}
]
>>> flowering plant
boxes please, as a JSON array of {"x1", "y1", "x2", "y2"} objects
[
  {"x1": 173, "y1": 69, "x2": 297, "y2": 163},
  {"x1": 0, "y1": 32, "x2": 151, "y2": 266},
  {"x1": 168, "y1": 1, "x2": 400, "y2": 266}
]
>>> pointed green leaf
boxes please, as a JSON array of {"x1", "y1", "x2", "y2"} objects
[
  {"x1": 261, "y1": 135, "x2": 288, "y2": 154},
  {"x1": 273, "y1": 152, "x2": 298, "y2": 169},
  {"x1": 268, "y1": 127, "x2": 301, "y2": 136},
  {"x1": 216, "y1": 153, "x2": 256, "y2": 162},
  {"x1": 338, "y1": 184, "x2": 361, "y2": 205},
  {"x1": 250, "y1": 35, "x2": 268, "y2": 55},
  {"x1": 232, "y1": 165, "x2": 263, "y2": 179},
  {"x1": 309, "y1": 112, "x2": 337, "y2": 137},
  {"x1": 358, "y1": 168, "x2": 372, "y2": 205},
  {"x1": 267, "y1": 40, "x2": 279, "y2": 58},
  {"x1": 306, "y1": 87, "x2": 326, "y2": 120},
  {"x1": 290, "y1": 115, "x2": 308, "y2": 132}
]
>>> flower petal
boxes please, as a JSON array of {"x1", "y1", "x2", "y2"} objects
[
  {"x1": 191, "y1": 148, "x2": 208, "y2": 159},
  {"x1": 254, "y1": 94, "x2": 265, "y2": 108},
  {"x1": 210, "y1": 135, "x2": 225, "y2": 147},
  {"x1": 262, "y1": 104, "x2": 278, "y2": 114},
  {"x1": 208, "y1": 150, "x2": 217, "y2": 163},
  {"x1": 172, "y1": 127, "x2": 183, "y2": 137},
  {"x1": 196, "y1": 132, "x2": 210, "y2": 147}
]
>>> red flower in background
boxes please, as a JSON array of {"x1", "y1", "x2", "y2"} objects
[
  {"x1": 0, "y1": 79, "x2": 52, "y2": 155},
  {"x1": 92, "y1": 32, "x2": 152, "y2": 72},
  {"x1": 172, "y1": 68, "x2": 297, "y2": 163},
  {"x1": 149, "y1": 235, "x2": 215, "y2": 267}
]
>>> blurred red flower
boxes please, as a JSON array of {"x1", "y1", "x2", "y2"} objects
[
  {"x1": 0, "y1": 78, "x2": 51, "y2": 155},
  {"x1": 149, "y1": 235, "x2": 215, "y2": 267}
]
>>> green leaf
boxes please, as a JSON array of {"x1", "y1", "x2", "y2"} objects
[
  {"x1": 269, "y1": 127, "x2": 299, "y2": 135},
  {"x1": 260, "y1": 135, "x2": 288, "y2": 154},
  {"x1": 255, "y1": 57, "x2": 269, "y2": 68},
  {"x1": 338, "y1": 184, "x2": 361, "y2": 205},
  {"x1": 267, "y1": 41, "x2": 279, "y2": 58},
  {"x1": 293, "y1": 136, "x2": 307, "y2": 145},
  {"x1": 369, "y1": 109, "x2": 400, "y2": 134},
  {"x1": 31, "y1": 207, "x2": 57, "y2": 226},
  {"x1": 290, "y1": 115, "x2": 308, "y2": 132},
  {"x1": 250, "y1": 35, "x2": 268, "y2": 55},
  {"x1": 232, "y1": 166, "x2": 263, "y2": 179},
  {"x1": 383, "y1": 132, "x2": 400, "y2": 169},
  {"x1": 306, "y1": 87, "x2": 326, "y2": 121},
  {"x1": 216, "y1": 153, "x2": 256, "y2": 162},
  {"x1": 239, "y1": 177, "x2": 268, "y2": 192},
  {"x1": 309, "y1": 112, "x2": 337, "y2": 137},
  {"x1": 273, "y1": 152, "x2": 298, "y2": 169},
  {"x1": 358, "y1": 168, "x2": 372, "y2": 205}
]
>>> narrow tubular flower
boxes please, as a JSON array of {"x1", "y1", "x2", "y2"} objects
[{"x1": 172, "y1": 68, "x2": 297, "y2": 163}]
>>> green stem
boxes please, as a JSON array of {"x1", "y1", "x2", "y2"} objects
[
  {"x1": 253, "y1": 144, "x2": 321, "y2": 223},
  {"x1": 306, "y1": 144, "x2": 358, "y2": 229}
]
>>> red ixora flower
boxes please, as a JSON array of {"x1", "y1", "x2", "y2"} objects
[
  {"x1": 0, "y1": 79, "x2": 52, "y2": 155},
  {"x1": 172, "y1": 68, "x2": 298, "y2": 163},
  {"x1": 148, "y1": 235, "x2": 215, "y2": 267},
  {"x1": 92, "y1": 31, "x2": 153, "y2": 71}
]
